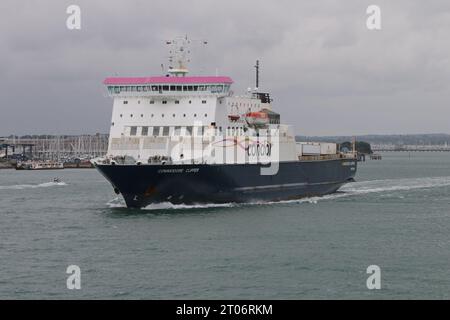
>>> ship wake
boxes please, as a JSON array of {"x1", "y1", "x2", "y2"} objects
[
  {"x1": 106, "y1": 176, "x2": 450, "y2": 210},
  {"x1": 341, "y1": 175, "x2": 450, "y2": 195},
  {"x1": 0, "y1": 181, "x2": 67, "y2": 190},
  {"x1": 107, "y1": 197, "x2": 235, "y2": 210},
  {"x1": 275, "y1": 175, "x2": 450, "y2": 205}
]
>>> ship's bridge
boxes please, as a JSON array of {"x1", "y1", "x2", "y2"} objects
[{"x1": 104, "y1": 76, "x2": 233, "y2": 97}]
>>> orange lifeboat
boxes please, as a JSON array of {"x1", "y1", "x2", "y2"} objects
[{"x1": 244, "y1": 111, "x2": 269, "y2": 127}]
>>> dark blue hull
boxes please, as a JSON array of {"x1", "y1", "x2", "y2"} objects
[{"x1": 95, "y1": 159, "x2": 357, "y2": 208}]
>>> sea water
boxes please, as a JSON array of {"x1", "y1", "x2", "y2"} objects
[{"x1": 0, "y1": 152, "x2": 449, "y2": 299}]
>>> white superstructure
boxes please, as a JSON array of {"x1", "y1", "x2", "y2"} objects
[{"x1": 102, "y1": 37, "x2": 342, "y2": 166}]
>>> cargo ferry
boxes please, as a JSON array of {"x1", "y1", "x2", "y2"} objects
[{"x1": 93, "y1": 37, "x2": 357, "y2": 208}]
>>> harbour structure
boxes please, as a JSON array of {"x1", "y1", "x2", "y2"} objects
[
  {"x1": 0, "y1": 134, "x2": 108, "y2": 161},
  {"x1": 372, "y1": 144, "x2": 450, "y2": 152},
  {"x1": 91, "y1": 36, "x2": 358, "y2": 208}
]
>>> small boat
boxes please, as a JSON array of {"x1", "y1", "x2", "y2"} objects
[
  {"x1": 228, "y1": 115, "x2": 240, "y2": 121},
  {"x1": 15, "y1": 161, "x2": 64, "y2": 170},
  {"x1": 53, "y1": 177, "x2": 61, "y2": 183}
]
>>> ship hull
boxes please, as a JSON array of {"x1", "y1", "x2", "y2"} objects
[{"x1": 95, "y1": 158, "x2": 357, "y2": 208}]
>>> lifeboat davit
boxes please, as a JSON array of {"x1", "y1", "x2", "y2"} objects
[{"x1": 245, "y1": 111, "x2": 269, "y2": 127}]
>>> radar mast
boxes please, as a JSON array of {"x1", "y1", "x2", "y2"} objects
[{"x1": 166, "y1": 35, "x2": 208, "y2": 77}]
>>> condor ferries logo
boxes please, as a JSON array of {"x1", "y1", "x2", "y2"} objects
[{"x1": 166, "y1": 127, "x2": 280, "y2": 176}]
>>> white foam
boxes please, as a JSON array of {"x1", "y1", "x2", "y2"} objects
[
  {"x1": 143, "y1": 202, "x2": 236, "y2": 210},
  {"x1": 0, "y1": 181, "x2": 67, "y2": 190},
  {"x1": 341, "y1": 176, "x2": 450, "y2": 195},
  {"x1": 106, "y1": 197, "x2": 236, "y2": 210},
  {"x1": 248, "y1": 176, "x2": 450, "y2": 206},
  {"x1": 106, "y1": 197, "x2": 127, "y2": 208}
]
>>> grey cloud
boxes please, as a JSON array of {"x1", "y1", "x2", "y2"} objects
[{"x1": 1, "y1": 0, "x2": 450, "y2": 136}]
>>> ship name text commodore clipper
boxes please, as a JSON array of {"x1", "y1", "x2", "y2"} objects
[{"x1": 92, "y1": 37, "x2": 357, "y2": 208}]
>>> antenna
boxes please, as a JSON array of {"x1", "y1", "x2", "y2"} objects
[
  {"x1": 254, "y1": 60, "x2": 260, "y2": 90},
  {"x1": 165, "y1": 36, "x2": 208, "y2": 77}
]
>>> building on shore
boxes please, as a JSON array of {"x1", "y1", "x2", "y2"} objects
[{"x1": 0, "y1": 134, "x2": 109, "y2": 162}]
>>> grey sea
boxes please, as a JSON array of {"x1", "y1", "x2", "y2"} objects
[{"x1": 1, "y1": 152, "x2": 450, "y2": 299}]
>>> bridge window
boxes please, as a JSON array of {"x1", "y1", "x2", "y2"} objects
[
  {"x1": 162, "y1": 101, "x2": 167, "y2": 104},
  {"x1": 123, "y1": 101, "x2": 128, "y2": 104},
  {"x1": 142, "y1": 126, "x2": 148, "y2": 136},
  {"x1": 202, "y1": 100, "x2": 206, "y2": 104},
  {"x1": 176, "y1": 86, "x2": 182, "y2": 91},
  {"x1": 163, "y1": 126, "x2": 170, "y2": 136},
  {"x1": 186, "y1": 126, "x2": 193, "y2": 136},
  {"x1": 151, "y1": 85, "x2": 158, "y2": 91},
  {"x1": 170, "y1": 85, "x2": 176, "y2": 91},
  {"x1": 175, "y1": 100, "x2": 179, "y2": 104},
  {"x1": 174, "y1": 126, "x2": 181, "y2": 136},
  {"x1": 130, "y1": 127, "x2": 137, "y2": 136},
  {"x1": 150, "y1": 100, "x2": 154, "y2": 104},
  {"x1": 162, "y1": 85, "x2": 169, "y2": 91},
  {"x1": 152, "y1": 127, "x2": 160, "y2": 136},
  {"x1": 197, "y1": 126, "x2": 205, "y2": 136}
]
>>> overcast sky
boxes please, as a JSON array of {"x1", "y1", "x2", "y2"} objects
[{"x1": 1, "y1": 0, "x2": 450, "y2": 136}]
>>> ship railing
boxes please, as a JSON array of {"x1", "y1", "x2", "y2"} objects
[{"x1": 298, "y1": 153, "x2": 354, "y2": 161}]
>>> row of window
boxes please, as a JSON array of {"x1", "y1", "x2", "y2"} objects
[
  {"x1": 123, "y1": 99, "x2": 207, "y2": 105},
  {"x1": 118, "y1": 113, "x2": 209, "y2": 118},
  {"x1": 126, "y1": 126, "x2": 246, "y2": 137},
  {"x1": 108, "y1": 84, "x2": 230, "y2": 94},
  {"x1": 229, "y1": 102, "x2": 261, "y2": 108},
  {"x1": 128, "y1": 126, "x2": 204, "y2": 137}
]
